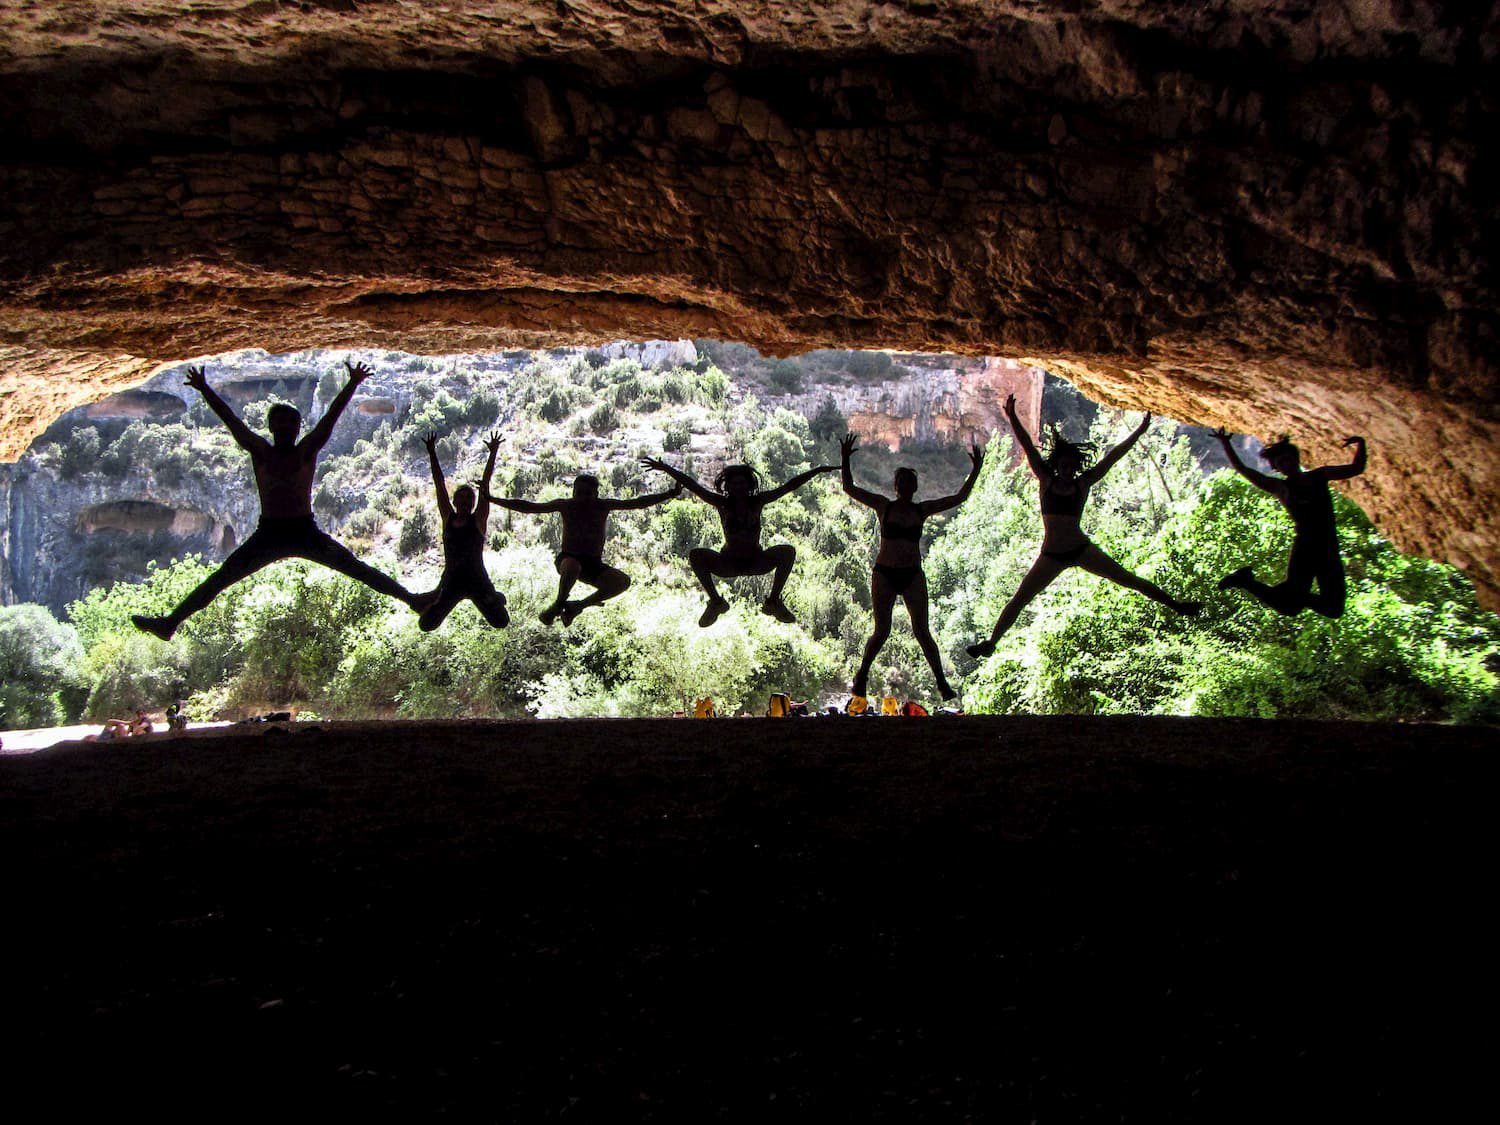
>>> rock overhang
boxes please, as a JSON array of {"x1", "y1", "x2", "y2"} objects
[{"x1": 0, "y1": 1, "x2": 1495, "y2": 602}]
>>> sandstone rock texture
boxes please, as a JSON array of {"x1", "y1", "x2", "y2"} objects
[{"x1": 1, "y1": 2, "x2": 1496, "y2": 601}]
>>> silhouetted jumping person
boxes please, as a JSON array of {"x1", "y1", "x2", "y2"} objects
[
  {"x1": 1215, "y1": 428, "x2": 1366, "y2": 618},
  {"x1": 416, "y1": 429, "x2": 509, "y2": 631},
  {"x1": 483, "y1": 470, "x2": 680, "y2": 626},
  {"x1": 967, "y1": 395, "x2": 1200, "y2": 659},
  {"x1": 642, "y1": 456, "x2": 837, "y2": 626},
  {"x1": 841, "y1": 432, "x2": 982, "y2": 701},
  {"x1": 133, "y1": 361, "x2": 422, "y2": 640}
]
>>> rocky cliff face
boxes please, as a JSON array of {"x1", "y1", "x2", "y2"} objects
[
  {"x1": 794, "y1": 357, "x2": 1042, "y2": 456},
  {"x1": 0, "y1": 2, "x2": 1495, "y2": 602},
  {"x1": 1, "y1": 455, "x2": 254, "y2": 615}
]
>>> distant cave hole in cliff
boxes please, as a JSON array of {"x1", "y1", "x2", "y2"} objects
[{"x1": 78, "y1": 500, "x2": 215, "y2": 537}]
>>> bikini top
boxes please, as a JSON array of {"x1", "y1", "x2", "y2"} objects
[
  {"x1": 881, "y1": 508, "x2": 924, "y2": 542},
  {"x1": 1040, "y1": 478, "x2": 1087, "y2": 517}
]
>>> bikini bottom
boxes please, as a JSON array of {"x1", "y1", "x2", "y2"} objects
[
  {"x1": 873, "y1": 563, "x2": 923, "y2": 595},
  {"x1": 1041, "y1": 541, "x2": 1089, "y2": 565}
]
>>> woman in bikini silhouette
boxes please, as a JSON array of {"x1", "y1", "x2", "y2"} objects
[
  {"x1": 840, "y1": 432, "x2": 982, "y2": 701},
  {"x1": 967, "y1": 395, "x2": 1199, "y2": 659},
  {"x1": 416, "y1": 429, "x2": 509, "y2": 631},
  {"x1": 1214, "y1": 428, "x2": 1365, "y2": 618}
]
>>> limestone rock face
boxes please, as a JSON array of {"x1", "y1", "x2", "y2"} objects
[
  {"x1": 0, "y1": 2, "x2": 1496, "y2": 601},
  {"x1": 793, "y1": 357, "x2": 1042, "y2": 458}
]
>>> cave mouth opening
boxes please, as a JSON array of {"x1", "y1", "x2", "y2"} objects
[{"x1": 2, "y1": 338, "x2": 1492, "y2": 734}]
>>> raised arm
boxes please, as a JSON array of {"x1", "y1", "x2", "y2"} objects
[
  {"x1": 609, "y1": 481, "x2": 684, "y2": 511},
  {"x1": 480, "y1": 490, "x2": 566, "y2": 515},
  {"x1": 1318, "y1": 436, "x2": 1368, "y2": 481},
  {"x1": 760, "y1": 464, "x2": 838, "y2": 505},
  {"x1": 1083, "y1": 412, "x2": 1151, "y2": 483},
  {"x1": 923, "y1": 441, "x2": 985, "y2": 515},
  {"x1": 1215, "y1": 427, "x2": 1283, "y2": 494},
  {"x1": 185, "y1": 366, "x2": 264, "y2": 453},
  {"x1": 839, "y1": 432, "x2": 884, "y2": 509},
  {"x1": 475, "y1": 430, "x2": 501, "y2": 520},
  {"x1": 1005, "y1": 394, "x2": 1047, "y2": 478},
  {"x1": 423, "y1": 431, "x2": 454, "y2": 522},
  {"x1": 303, "y1": 359, "x2": 370, "y2": 453},
  {"x1": 640, "y1": 457, "x2": 719, "y2": 503}
]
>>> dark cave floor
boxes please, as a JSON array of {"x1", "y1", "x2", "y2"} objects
[{"x1": 1, "y1": 716, "x2": 1491, "y2": 1120}]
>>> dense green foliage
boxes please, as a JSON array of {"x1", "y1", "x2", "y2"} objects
[
  {"x1": 0, "y1": 604, "x2": 87, "y2": 727},
  {"x1": 6, "y1": 348, "x2": 1498, "y2": 728}
]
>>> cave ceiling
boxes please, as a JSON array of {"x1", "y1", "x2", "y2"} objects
[{"x1": 0, "y1": 1, "x2": 1496, "y2": 603}]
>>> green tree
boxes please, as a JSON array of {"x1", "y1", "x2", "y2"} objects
[
  {"x1": 57, "y1": 426, "x2": 101, "y2": 481},
  {"x1": 0, "y1": 604, "x2": 87, "y2": 727}
]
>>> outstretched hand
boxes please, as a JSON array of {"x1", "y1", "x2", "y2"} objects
[
  {"x1": 839, "y1": 432, "x2": 859, "y2": 461},
  {"x1": 1342, "y1": 435, "x2": 1366, "y2": 448},
  {"x1": 641, "y1": 456, "x2": 669, "y2": 473},
  {"x1": 968, "y1": 441, "x2": 984, "y2": 471},
  {"x1": 344, "y1": 359, "x2": 373, "y2": 385},
  {"x1": 1003, "y1": 392, "x2": 1017, "y2": 416},
  {"x1": 484, "y1": 430, "x2": 502, "y2": 455},
  {"x1": 1214, "y1": 426, "x2": 1233, "y2": 445},
  {"x1": 421, "y1": 431, "x2": 438, "y2": 453},
  {"x1": 184, "y1": 365, "x2": 209, "y2": 392}
]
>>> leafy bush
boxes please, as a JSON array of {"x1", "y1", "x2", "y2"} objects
[
  {"x1": 0, "y1": 604, "x2": 86, "y2": 727},
  {"x1": 663, "y1": 422, "x2": 691, "y2": 452},
  {"x1": 57, "y1": 426, "x2": 102, "y2": 481},
  {"x1": 847, "y1": 350, "x2": 893, "y2": 380},
  {"x1": 809, "y1": 395, "x2": 846, "y2": 443},
  {"x1": 464, "y1": 388, "x2": 501, "y2": 429},
  {"x1": 398, "y1": 505, "x2": 433, "y2": 558},
  {"x1": 767, "y1": 358, "x2": 804, "y2": 394},
  {"x1": 588, "y1": 401, "x2": 619, "y2": 434},
  {"x1": 696, "y1": 366, "x2": 730, "y2": 407}
]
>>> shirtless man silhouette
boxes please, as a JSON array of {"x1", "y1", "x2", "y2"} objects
[
  {"x1": 641, "y1": 456, "x2": 837, "y2": 627},
  {"x1": 482, "y1": 470, "x2": 680, "y2": 626},
  {"x1": 133, "y1": 360, "x2": 421, "y2": 640},
  {"x1": 1216, "y1": 429, "x2": 1367, "y2": 618}
]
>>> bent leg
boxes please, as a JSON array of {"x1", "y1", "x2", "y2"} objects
[
  {"x1": 1307, "y1": 550, "x2": 1347, "y2": 619},
  {"x1": 472, "y1": 581, "x2": 511, "y2": 629},
  {"x1": 853, "y1": 573, "x2": 899, "y2": 697},
  {"x1": 574, "y1": 564, "x2": 631, "y2": 610},
  {"x1": 903, "y1": 573, "x2": 955, "y2": 699},
  {"x1": 689, "y1": 547, "x2": 726, "y2": 601},
  {"x1": 765, "y1": 543, "x2": 797, "y2": 601},
  {"x1": 1243, "y1": 541, "x2": 1319, "y2": 616},
  {"x1": 418, "y1": 585, "x2": 465, "y2": 632},
  {"x1": 969, "y1": 553, "x2": 1066, "y2": 656},
  {"x1": 1077, "y1": 545, "x2": 1197, "y2": 613},
  {"x1": 543, "y1": 556, "x2": 584, "y2": 623},
  {"x1": 758, "y1": 544, "x2": 798, "y2": 622}
]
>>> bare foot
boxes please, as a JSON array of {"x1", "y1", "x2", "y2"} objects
[{"x1": 131, "y1": 614, "x2": 176, "y2": 642}]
